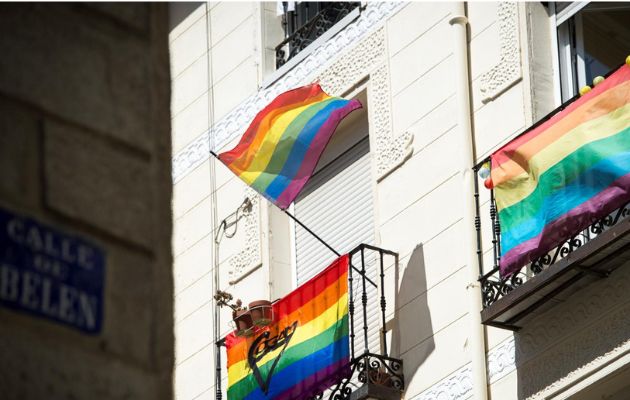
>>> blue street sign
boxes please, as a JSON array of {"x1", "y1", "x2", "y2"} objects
[{"x1": 0, "y1": 207, "x2": 105, "y2": 334}]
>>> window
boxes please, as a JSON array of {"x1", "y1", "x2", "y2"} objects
[
  {"x1": 555, "y1": 2, "x2": 630, "y2": 101},
  {"x1": 293, "y1": 91, "x2": 372, "y2": 285},
  {"x1": 275, "y1": 2, "x2": 361, "y2": 68}
]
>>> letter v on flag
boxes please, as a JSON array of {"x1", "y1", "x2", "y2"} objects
[
  {"x1": 225, "y1": 255, "x2": 351, "y2": 400},
  {"x1": 218, "y1": 84, "x2": 362, "y2": 210}
]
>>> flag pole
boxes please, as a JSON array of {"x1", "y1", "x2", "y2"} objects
[{"x1": 209, "y1": 150, "x2": 341, "y2": 257}]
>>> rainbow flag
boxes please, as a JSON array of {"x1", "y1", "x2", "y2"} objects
[
  {"x1": 219, "y1": 84, "x2": 362, "y2": 210},
  {"x1": 225, "y1": 256, "x2": 350, "y2": 400},
  {"x1": 490, "y1": 63, "x2": 630, "y2": 277}
]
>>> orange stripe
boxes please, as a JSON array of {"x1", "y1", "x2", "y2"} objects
[
  {"x1": 491, "y1": 79, "x2": 630, "y2": 186},
  {"x1": 226, "y1": 270, "x2": 348, "y2": 367},
  {"x1": 227, "y1": 92, "x2": 329, "y2": 174}
]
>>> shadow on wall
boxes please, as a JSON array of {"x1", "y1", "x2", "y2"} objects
[
  {"x1": 390, "y1": 244, "x2": 435, "y2": 395},
  {"x1": 168, "y1": 2, "x2": 203, "y2": 32},
  {"x1": 514, "y1": 259, "x2": 630, "y2": 398}
]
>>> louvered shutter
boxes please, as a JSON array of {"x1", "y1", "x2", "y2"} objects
[{"x1": 294, "y1": 137, "x2": 381, "y2": 352}]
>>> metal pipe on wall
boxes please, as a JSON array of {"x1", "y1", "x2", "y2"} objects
[{"x1": 449, "y1": 4, "x2": 489, "y2": 400}]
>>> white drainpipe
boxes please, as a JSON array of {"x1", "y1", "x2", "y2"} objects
[{"x1": 449, "y1": 4, "x2": 489, "y2": 400}]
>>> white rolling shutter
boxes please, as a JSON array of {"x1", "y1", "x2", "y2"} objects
[{"x1": 294, "y1": 136, "x2": 381, "y2": 352}]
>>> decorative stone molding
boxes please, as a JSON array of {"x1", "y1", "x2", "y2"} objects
[
  {"x1": 410, "y1": 336, "x2": 517, "y2": 400},
  {"x1": 487, "y1": 336, "x2": 516, "y2": 384},
  {"x1": 411, "y1": 364, "x2": 473, "y2": 400},
  {"x1": 172, "y1": 1, "x2": 406, "y2": 183},
  {"x1": 480, "y1": 2, "x2": 522, "y2": 103},
  {"x1": 316, "y1": 27, "x2": 413, "y2": 180},
  {"x1": 368, "y1": 64, "x2": 413, "y2": 180},
  {"x1": 227, "y1": 187, "x2": 262, "y2": 283}
]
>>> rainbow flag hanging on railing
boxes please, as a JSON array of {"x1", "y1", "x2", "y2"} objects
[
  {"x1": 490, "y1": 62, "x2": 630, "y2": 277},
  {"x1": 225, "y1": 255, "x2": 350, "y2": 400},
  {"x1": 219, "y1": 84, "x2": 362, "y2": 210}
]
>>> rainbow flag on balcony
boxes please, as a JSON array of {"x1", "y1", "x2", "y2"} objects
[
  {"x1": 219, "y1": 84, "x2": 362, "y2": 210},
  {"x1": 490, "y1": 62, "x2": 630, "y2": 277},
  {"x1": 225, "y1": 255, "x2": 350, "y2": 400}
]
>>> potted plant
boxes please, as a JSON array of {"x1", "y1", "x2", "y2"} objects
[
  {"x1": 248, "y1": 300, "x2": 274, "y2": 326},
  {"x1": 214, "y1": 290, "x2": 254, "y2": 337}
]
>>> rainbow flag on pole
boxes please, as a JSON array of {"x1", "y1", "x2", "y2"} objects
[
  {"x1": 490, "y1": 62, "x2": 630, "y2": 277},
  {"x1": 219, "y1": 84, "x2": 362, "y2": 210},
  {"x1": 225, "y1": 255, "x2": 350, "y2": 400}
]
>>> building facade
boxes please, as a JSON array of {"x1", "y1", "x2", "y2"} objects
[{"x1": 170, "y1": 2, "x2": 630, "y2": 400}]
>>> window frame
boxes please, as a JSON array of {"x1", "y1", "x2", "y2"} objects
[{"x1": 554, "y1": 1, "x2": 591, "y2": 102}]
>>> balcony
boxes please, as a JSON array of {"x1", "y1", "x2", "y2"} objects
[
  {"x1": 216, "y1": 244, "x2": 404, "y2": 400},
  {"x1": 474, "y1": 75, "x2": 630, "y2": 330},
  {"x1": 275, "y1": 2, "x2": 361, "y2": 69},
  {"x1": 475, "y1": 176, "x2": 630, "y2": 331}
]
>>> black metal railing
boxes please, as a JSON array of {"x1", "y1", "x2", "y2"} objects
[
  {"x1": 473, "y1": 159, "x2": 630, "y2": 310},
  {"x1": 308, "y1": 244, "x2": 404, "y2": 400},
  {"x1": 275, "y1": 2, "x2": 360, "y2": 69},
  {"x1": 474, "y1": 63, "x2": 630, "y2": 318},
  {"x1": 215, "y1": 244, "x2": 403, "y2": 400}
]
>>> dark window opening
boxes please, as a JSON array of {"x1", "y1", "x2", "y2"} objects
[{"x1": 275, "y1": 2, "x2": 360, "y2": 69}]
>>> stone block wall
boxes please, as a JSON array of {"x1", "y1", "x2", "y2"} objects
[{"x1": 0, "y1": 4, "x2": 174, "y2": 399}]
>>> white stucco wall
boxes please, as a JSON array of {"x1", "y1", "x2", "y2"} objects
[{"x1": 169, "y1": 2, "x2": 630, "y2": 400}]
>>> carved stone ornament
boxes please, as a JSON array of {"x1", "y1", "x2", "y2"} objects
[
  {"x1": 172, "y1": 1, "x2": 406, "y2": 184},
  {"x1": 480, "y1": 2, "x2": 522, "y2": 103},
  {"x1": 411, "y1": 364, "x2": 473, "y2": 400},
  {"x1": 316, "y1": 27, "x2": 413, "y2": 180},
  {"x1": 227, "y1": 187, "x2": 262, "y2": 283}
]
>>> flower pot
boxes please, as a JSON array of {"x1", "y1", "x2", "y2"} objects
[
  {"x1": 233, "y1": 309, "x2": 254, "y2": 337},
  {"x1": 249, "y1": 300, "x2": 274, "y2": 326}
]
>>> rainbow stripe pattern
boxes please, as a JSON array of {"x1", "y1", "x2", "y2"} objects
[
  {"x1": 219, "y1": 84, "x2": 362, "y2": 210},
  {"x1": 490, "y1": 63, "x2": 630, "y2": 277},
  {"x1": 225, "y1": 255, "x2": 350, "y2": 400}
]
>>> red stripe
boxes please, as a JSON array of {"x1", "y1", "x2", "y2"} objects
[
  {"x1": 224, "y1": 255, "x2": 349, "y2": 352},
  {"x1": 275, "y1": 255, "x2": 349, "y2": 319},
  {"x1": 219, "y1": 84, "x2": 324, "y2": 165},
  {"x1": 492, "y1": 64, "x2": 630, "y2": 168}
]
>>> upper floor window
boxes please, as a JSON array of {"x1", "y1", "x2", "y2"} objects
[
  {"x1": 275, "y1": 2, "x2": 360, "y2": 68},
  {"x1": 556, "y1": 2, "x2": 630, "y2": 101}
]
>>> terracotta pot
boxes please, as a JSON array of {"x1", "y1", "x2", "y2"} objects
[
  {"x1": 233, "y1": 309, "x2": 254, "y2": 336},
  {"x1": 249, "y1": 300, "x2": 273, "y2": 326}
]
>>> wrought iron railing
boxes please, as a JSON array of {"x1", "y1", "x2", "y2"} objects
[
  {"x1": 308, "y1": 244, "x2": 404, "y2": 399},
  {"x1": 473, "y1": 159, "x2": 630, "y2": 310},
  {"x1": 275, "y1": 2, "x2": 360, "y2": 69},
  {"x1": 214, "y1": 244, "x2": 403, "y2": 400},
  {"x1": 473, "y1": 64, "x2": 630, "y2": 318}
]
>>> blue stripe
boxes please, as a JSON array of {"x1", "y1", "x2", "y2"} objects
[
  {"x1": 244, "y1": 335, "x2": 349, "y2": 400},
  {"x1": 262, "y1": 100, "x2": 350, "y2": 200},
  {"x1": 501, "y1": 151, "x2": 630, "y2": 254}
]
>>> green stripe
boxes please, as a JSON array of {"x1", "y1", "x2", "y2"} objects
[
  {"x1": 251, "y1": 99, "x2": 336, "y2": 193},
  {"x1": 498, "y1": 126, "x2": 630, "y2": 231},
  {"x1": 228, "y1": 315, "x2": 348, "y2": 399}
]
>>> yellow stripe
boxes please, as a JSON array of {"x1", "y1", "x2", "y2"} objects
[
  {"x1": 495, "y1": 103, "x2": 630, "y2": 211},
  {"x1": 227, "y1": 293, "x2": 348, "y2": 385},
  {"x1": 237, "y1": 101, "x2": 324, "y2": 184}
]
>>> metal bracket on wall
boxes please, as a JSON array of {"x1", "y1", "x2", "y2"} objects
[{"x1": 215, "y1": 197, "x2": 253, "y2": 244}]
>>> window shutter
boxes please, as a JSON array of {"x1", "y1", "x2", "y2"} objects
[{"x1": 294, "y1": 137, "x2": 381, "y2": 352}]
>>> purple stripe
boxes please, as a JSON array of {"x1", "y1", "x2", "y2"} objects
[
  {"x1": 274, "y1": 358, "x2": 351, "y2": 400},
  {"x1": 275, "y1": 99, "x2": 362, "y2": 209},
  {"x1": 500, "y1": 172, "x2": 630, "y2": 276}
]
